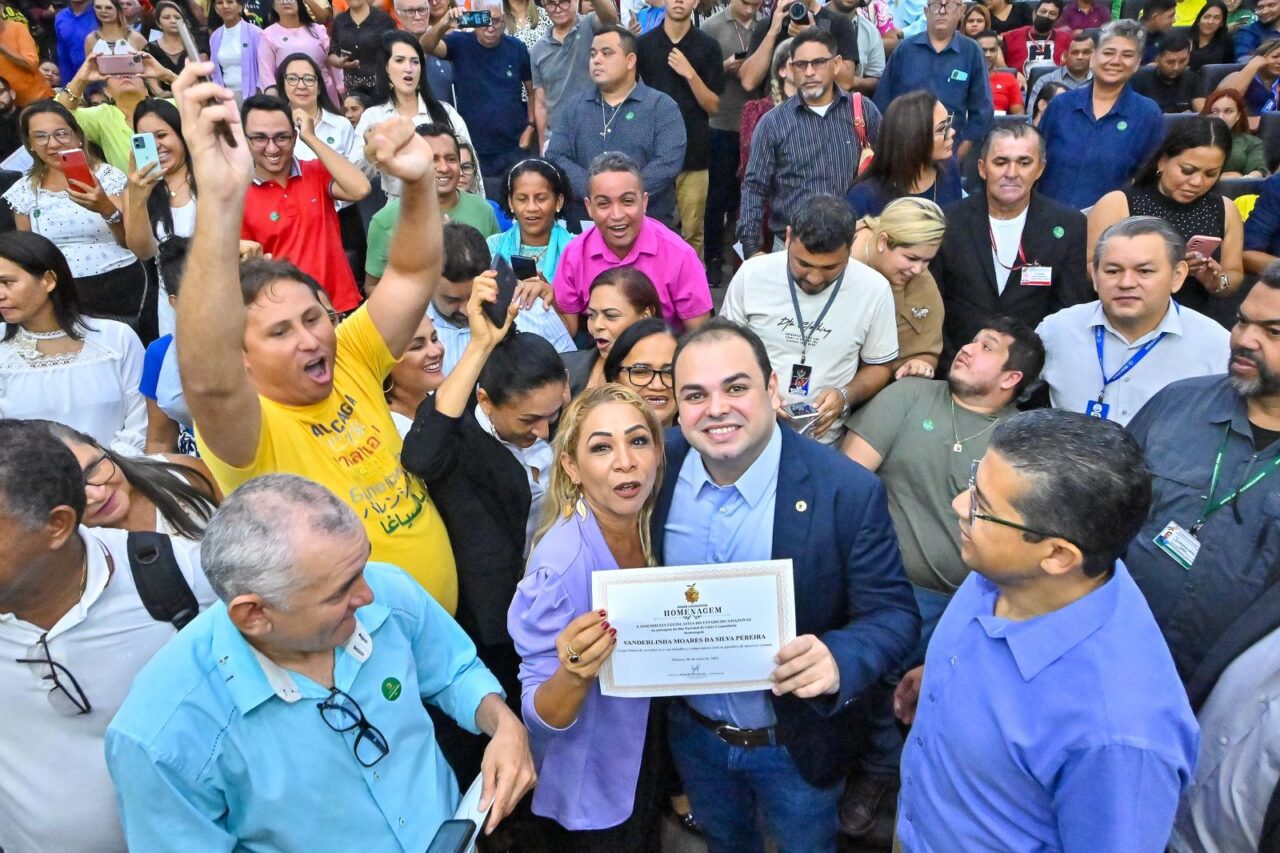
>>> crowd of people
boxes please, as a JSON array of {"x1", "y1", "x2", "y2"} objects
[{"x1": 2, "y1": 0, "x2": 1280, "y2": 849}]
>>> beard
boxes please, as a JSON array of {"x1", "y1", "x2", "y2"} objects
[
  {"x1": 947, "y1": 372, "x2": 990, "y2": 398},
  {"x1": 1228, "y1": 346, "x2": 1280, "y2": 397}
]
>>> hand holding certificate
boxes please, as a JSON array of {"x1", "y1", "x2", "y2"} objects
[{"x1": 590, "y1": 560, "x2": 797, "y2": 698}]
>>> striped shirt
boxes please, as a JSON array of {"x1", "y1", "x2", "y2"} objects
[{"x1": 737, "y1": 88, "x2": 880, "y2": 256}]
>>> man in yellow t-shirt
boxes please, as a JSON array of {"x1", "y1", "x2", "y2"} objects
[{"x1": 174, "y1": 65, "x2": 458, "y2": 611}]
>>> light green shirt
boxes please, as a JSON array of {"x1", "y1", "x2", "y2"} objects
[{"x1": 365, "y1": 191, "x2": 500, "y2": 278}]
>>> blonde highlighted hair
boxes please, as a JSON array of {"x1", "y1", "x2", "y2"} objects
[
  {"x1": 860, "y1": 197, "x2": 947, "y2": 250},
  {"x1": 533, "y1": 383, "x2": 666, "y2": 565}
]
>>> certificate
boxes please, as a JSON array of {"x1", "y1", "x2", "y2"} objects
[{"x1": 590, "y1": 560, "x2": 796, "y2": 698}]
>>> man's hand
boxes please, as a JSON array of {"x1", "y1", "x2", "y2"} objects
[
  {"x1": 238, "y1": 239, "x2": 265, "y2": 261},
  {"x1": 475, "y1": 696, "x2": 537, "y2": 835},
  {"x1": 810, "y1": 387, "x2": 844, "y2": 439},
  {"x1": 771, "y1": 634, "x2": 840, "y2": 698},
  {"x1": 768, "y1": 0, "x2": 789, "y2": 34},
  {"x1": 514, "y1": 275, "x2": 554, "y2": 310},
  {"x1": 893, "y1": 665, "x2": 923, "y2": 724},
  {"x1": 292, "y1": 106, "x2": 316, "y2": 140},
  {"x1": 468, "y1": 271, "x2": 517, "y2": 348},
  {"x1": 723, "y1": 54, "x2": 744, "y2": 76},
  {"x1": 668, "y1": 47, "x2": 695, "y2": 79},
  {"x1": 364, "y1": 116, "x2": 435, "y2": 183},
  {"x1": 172, "y1": 62, "x2": 252, "y2": 200},
  {"x1": 894, "y1": 358, "x2": 936, "y2": 380}
]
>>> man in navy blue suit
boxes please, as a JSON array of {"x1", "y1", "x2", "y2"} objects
[{"x1": 652, "y1": 318, "x2": 920, "y2": 852}]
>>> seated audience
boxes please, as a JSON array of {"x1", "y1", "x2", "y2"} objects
[
  {"x1": 1140, "y1": 0, "x2": 1178, "y2": 62},
  {"x1": 1202, "y1": 87, "x2": 1267, "y2": 177},
  {"x1": 1026, "y1": 29, "x2": 1094, "y2": 108},
  {"x1": 1220, "y1": 36, "x2": 1280, "y2": 116},
  {"x1": 1130, "y1": 30, "x2": 1205, "y2": 112},
  {"x1": 986, "y1": 0, "x2": 1032, "y2": 34},
  {"x1": 385, "y1": 312, "x2": 445, "y2": 436},
  {"x1": 1232, "y1": 0, "x2": 1279, "y2": 58},
  {"x1": 976, "y1": 30, "x2": 1025, "y2": 115},
  {"x1": 1184, "y1": 0, "x2": 1235, "y2": 68},
  {"x1": 849, "y1": 197, "x2": 947, "y2": 379},
  {"x1": 106, "y1": 474, "x2": 536, "y2": 848},
  {"x1": 1038, "y1": 216, "x2": 1230, "y2": 424},
  {"x1": 1001, "y1": 0, "x2": 1072, "y2": 74},
  {"x1": 1038, "y1": 19, "x2": 1164, "y2": 209},
  {"x1": 552, "y1": 152, "x2": 712, "y2": 337},
  {"x1": 486, "y1": 157, "x2": 574, "y2": 284},
  {"x1": 721, "y1": 194, "x2": 899, "y2": 446},
  {"x1": 0, "y1": 420, "x2": 214, "y2": 853},
  {"x1": 508, "y1": 383, "x2": 667, "y2": 849},
  {"x1": 564, "y1": 266, "x2": 663, "y2": 395},
  {"x1": 1087, "y1": 115, "x2": 1244, "y2": 314},
  {"x1": 894, "y1": 410, "x2": 1198, "y2": 852},
  {"x1": 847, "y1": 90, "x2": 961, "y2": 219},
  {"x1": 1059, "y1": 0, "x2": 1110, "y2": 32},
  {"x1": 962, "y1": 2, "x2": 992, "y2": 37},
  {"x1": 0, "y1": 231, "x2": 145, "y2": 454},
  {"x1": 601, "y1": 317, "x2": 678, "y2": 427},
  {"x1": 1031, "y1": 78, "x2": 1068, "y2": 122}
]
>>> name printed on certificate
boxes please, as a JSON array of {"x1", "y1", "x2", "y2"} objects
[{"x1": 590, "y1": 560, "x2": 797, "y2": 698}]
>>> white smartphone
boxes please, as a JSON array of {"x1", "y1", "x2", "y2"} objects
[{"x1": 131, "y1": 132, "x2": 160, "y2": 172}]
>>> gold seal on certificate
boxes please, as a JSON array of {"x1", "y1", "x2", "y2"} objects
[{"x1": 589, "y1": 560, "x2": 797, "y2": 698}]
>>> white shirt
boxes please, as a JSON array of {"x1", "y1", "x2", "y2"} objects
[
  {"x1": 1036, "y1": 300, "x2": 1231, "y2": 426},
  {"x1": 353, "y1": 97, "x2": 473, "y2": 199},
  {"x1": 989, "y1": 208, "x2": 1028, "y2": 296},
  {"x1": 155, "y1": 199, "x2": 195, "y2": 339},
  {"x1": 3, "y1": 165, "x2": 136, "y2": 278},
  {"x1": 217, "y1": 21, "x2": 244, "y2": 94},
  {"x1": 295, "y1": 109, "x2": 360, "y2": 162},
  {"x1": 0, "y1": 319, "x2": 148, "y2": 455},
  {"x1": 428, "y1": 300, "x2": 575, "y2": 377},
  {"x1": 720, "y1": 251, "x2": 898, "y2": 445},
  {"x1": 0, "y1": 527, "x2": 214, "y2": 853},
  {"x1": 1171, "y1": 625, "x2": 1280, "y2": 853},
  {"x1": 473, "y1": 402, "x2": 551, "y2": 558}
]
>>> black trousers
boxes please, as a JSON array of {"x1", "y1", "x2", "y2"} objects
[
  {"x1": 704, "y1": 128, "x2": 741, "y2": 271},
  {"x1": 78, "y1": 260, "x2": 151, "y2": 341}
]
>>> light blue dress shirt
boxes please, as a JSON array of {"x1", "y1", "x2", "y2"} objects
[
  {"x1": 105, "y1": 563, "x2": 503, "y2": 853},
  {"x1": 429, "y1": 300, "x2": 576, "y2": 378},
  {"x1": 897, "y1": 561, "x2": 1199, "y2": 852},
  {"x1": 664, "y1": 424, "x2": 782, "y2": 729}
]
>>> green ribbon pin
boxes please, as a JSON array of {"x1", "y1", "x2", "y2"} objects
[
  {"x1": 270, "y1": 211, "x2": 280, "y2": 222},
  {"x1": 922, "y1": 419, "x2": 935, "y2": 432},
  {"x1": 381, "y1": 677, "x2": 402, "y2": 701},
  {"x1": 1053, "y1": 226, "x2": 1064, "y2": 238}
]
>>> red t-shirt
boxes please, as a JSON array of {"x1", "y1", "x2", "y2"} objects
[
  {"x1": 241, "y1": 159, "x2": 361, "y2": 312},
  {"x1": 989, "y1": 72, "x2": 1022, "y2": 113}
]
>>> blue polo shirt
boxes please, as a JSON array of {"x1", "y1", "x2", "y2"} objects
[
  {"x1": 874, "y1": 32, "x2": 993, "y2": 145},
  {"x1": 1245, "y1": 172, "x2": 1280, "y2": 257},
  {"x1": 105, "y1": 563, "x2": 503, "y2": 853},
  {"x1": 1038, "y1": 83, "x2": 1164, "y2": 210},
  {"x1": 444, "y1": 32, "x2": 532, "y2": 164},
  {"x1": 54, "y1": 2, "x2": 97, "y2": 86},
  {"x1": 897, "y1": 562, "x2": 1198, "y2": 852}
]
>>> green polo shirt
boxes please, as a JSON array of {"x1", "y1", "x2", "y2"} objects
[{"x1": 365, "y1": 191, "x2": 500, "y2": 278}]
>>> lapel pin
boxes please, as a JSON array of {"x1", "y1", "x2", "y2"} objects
[{"x1": 795, "y1": 500, "x2": 807, "y2": 513}]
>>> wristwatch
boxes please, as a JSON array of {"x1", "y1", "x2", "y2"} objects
[
  {"x1": 1214, "y1": 272, "x2": 1230, "y2": 293},
  {"x1": 101, "y1": 208, "x2": 122, "y2": 225}
]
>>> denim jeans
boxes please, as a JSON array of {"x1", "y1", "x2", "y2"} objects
[
  {"x1": 860, "y1": 584, "x2": 954, "y2": 777},
  {"x1": 667, "y1": 702, "x2": 842, "y2": 853}
]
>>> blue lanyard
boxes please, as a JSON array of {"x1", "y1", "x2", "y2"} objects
[{"x1": 1094, "y1": 326, "x2": 1166, "y2": 403}]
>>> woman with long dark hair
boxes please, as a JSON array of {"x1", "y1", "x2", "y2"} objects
[
  {"x1": 0, "y1": 231, "x2": 146, "y2": 454},
  {"x1": 276, "y1": 52, "x2": 357, "y2": 159},
  {"x1": 1087, "y1": 115, "x2": 1243, "y2": 313},
  {"x1": 488, "y1": 157, "x2": 573, "y2": 282},
  {"x1": 143, "y1": 1, "x2": 201, "y2": 92},
  {"x1": 258, "y1": 0, "x2": 343, "y2": 103},
  {"x1": 353, "y1": 29, "x2": 471, "y2": 198},
  {"x1": 329, "y1": 0, "x2": 397, "y2": 96},
  {"x1": 35, "y1": 419, "x2": 220, "y2": 539},
  {"x1": 1183, "y1": 0, "x2": 1234, "y2": 69},
  {"x1": 847, "y1": 90, "x2": 961, "y2": 218}
]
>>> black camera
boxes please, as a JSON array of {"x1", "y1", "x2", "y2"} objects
[{"x1": 787, "y1": 1, "x2": 809, "y2": 22}]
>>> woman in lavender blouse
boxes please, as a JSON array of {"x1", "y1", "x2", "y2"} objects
[{"x1": 507, "y1": 384, "x2": 666, "y2": 851}]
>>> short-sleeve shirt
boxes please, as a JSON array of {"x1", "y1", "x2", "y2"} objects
[
  {"x1": 701, "y1": 6, "x2": 756, "y2": 131},
  {"x1": 530, "y1": 11, "x2": 601, "y2": 132},
  {"x1": 364, "y1": 192, "x2": 499, "y2": 278},
  {"x1": 240, "y1": 159, "x2": 361, "y2": 312},
  {"x1": 552, "y1": 217, "x2": 713, "y2": 329},
  {"x1": 443, "y1": 32, "x2": 532, "y2": 158},
  {"x1": 989, "y1": 70, "x2": 1022, "y2": 113},
  {"x1": 3, "y1": 165, "x2": 136, "y2": 278},
  {"x1": 66, "y1": 102, "x2": 141, "y2": 172},
  {"x1": 719, "y1": 251, "x2": 898, "y2": 445},
  {"x1": 330, "y1": 7, "x2": 397, "y2": 95},
  {"x1": 636, "y1": 25, "x2": 725, "y2": 171},
  {"x1": 197, "y1": 308, "x2": 458, "y2": 612},
  {"x1": 847, "y1": 379, "x2": 1012, "y2": 591},
  {"x1": 1129, "y1": 66, "x2": 1203, "y2": 113}
]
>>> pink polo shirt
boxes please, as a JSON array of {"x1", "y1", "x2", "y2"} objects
[{"x1": 553, "y1": 217, "x2": 713, "y2": 330}]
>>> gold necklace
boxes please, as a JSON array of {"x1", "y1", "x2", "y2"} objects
[{"x1": 950, "y1": 395, "x2": 999, "y2": 453}]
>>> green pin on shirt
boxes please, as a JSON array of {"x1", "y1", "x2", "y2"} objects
[
  {"x1": 923, "y1": 419, "x2": 935, "y2": 431},
  {"x1": 1053, "y1": 226, "x2": 1064, "y2": 238},
  {"x1": 270, "y1": 211, "x2": 280, "y2": 222},
  {"x1": 626, "y1": 111, "x2": 635, "y2": 120},
  {"x1": 1117, "y1": 120, "x2": 1128, "y2": 131},
  {"x1": 381, "y1": 677, "x2": 402, "y2": 701}
]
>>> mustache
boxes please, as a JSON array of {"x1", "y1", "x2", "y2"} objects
[{"x1": 1231, "y1": 346, "x2": 1263, "y2": 367}]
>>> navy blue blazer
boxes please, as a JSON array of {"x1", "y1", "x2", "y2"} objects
[{"x1": 652, "y1": 426, "x2": 920, "y2": 787}]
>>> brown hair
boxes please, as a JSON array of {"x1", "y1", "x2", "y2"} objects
[
  {"x1": 588, "y1": 267, "x2": 663, "y2": 318},
  {"x1": 19, "y1": 101, "x2": 98, "y2": 189}
]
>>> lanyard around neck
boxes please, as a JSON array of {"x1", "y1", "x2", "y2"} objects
[
  {"x1": 1192, "y1": 422, "x2": 1280, "y2": 534},
  {"x1": 786, "y1": 266, "x2": 844, "y2": 365}
]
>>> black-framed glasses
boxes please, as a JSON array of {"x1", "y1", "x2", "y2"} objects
[
  {"x1": 83, "y1": 452, "x2": 117, "y2": 487},
  {"x1": 619, "y1": 364, "x2": 673, "y2": 389},
  {"x1": 317, "y1": 687, "x2": 390, "y2": 767},
  {"x1": 458, "y1": 161, "x2": 477, "y2": 175},
  {"x1": 934, "y1": 113, "x2": 955, "y2": 137},
  {"x1": 966, "y1": 460, "x2": 1079, "y2": 545},
  {"x1": 17, "y1": 633, "x2": 92, "y2": 716},
  {"x1": 283, "y1": 73, "x2": 318, "y2": 87},
  {"x1": 927, "y1": 0, "x2": 958, "y2": 11},
  {"x1": 246, "y1": 132, "x2": 294, "y2": 149},
  {"x1": 791, "y1": 55, "x2": 834, "y2": 73}
]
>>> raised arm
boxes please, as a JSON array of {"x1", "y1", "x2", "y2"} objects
[
  {"x1": 420, "y1": 7, "x2": 458, "y2": 59},
  {"x1": 171, "y1": 62, "x2": 263, "y2": 468},
  {"x1": 363, "y1": 117, "x2": 444, "y2": 357},
  {"x1": 293, "y1": 109, "x2": 370, "y2": 202},
  {"x1": 589, "y1": 0, "x2": 618, "y2": 26}
]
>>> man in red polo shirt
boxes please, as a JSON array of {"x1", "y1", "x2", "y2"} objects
[
  {"x1": 977, "y1": 30, "x2": 1025, "y2": 114},
  {"x1": 240, "y1": 94, "x2": 370, "y2": 314}
]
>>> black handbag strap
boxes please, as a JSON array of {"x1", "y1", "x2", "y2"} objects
[{"x1": 127, "y1": 531, "x2": 198, "y2": 631}]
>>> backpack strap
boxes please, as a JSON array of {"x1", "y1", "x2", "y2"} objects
[{"x1": 127, "y1": 531, "x2": 199, "y2": 631}]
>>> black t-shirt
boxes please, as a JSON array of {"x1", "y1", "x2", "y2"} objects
[
  {"x1": 1129, "y1": 65, "x2": 1203, "y2": 113},
  {"x1": 1253, "y1": 422, "x2": 1280, "y2": 451},
  {"x1": 990, "y1": 2, "x2": 1032, "y2": 34},
  {"x1": 0, "y1": 111, "x2": 19, "y2": 162},
  {"x1": 636, "y1": 25, "x2": 726, "y2": 171},
  {"x1": 331, "y1": 7, "x2": 398, "y2": 96},
  {"x1": 746, "y1": 6, "x2": 859, "y2": 96}
]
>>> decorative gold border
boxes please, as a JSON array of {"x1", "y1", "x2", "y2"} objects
[{"x1": 591, "y1": 560, "x2": 797, "y2": 698}]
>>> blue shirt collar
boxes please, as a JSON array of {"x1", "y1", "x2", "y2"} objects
[
  {"x1": 680, "y1": 423, "x2": 782, "y2": 509},
  {"x1": 972, "y1": 560, "x2": 1126, "y2": 681}
]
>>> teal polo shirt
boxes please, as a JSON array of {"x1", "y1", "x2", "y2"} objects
[{"x1": 105, "y1": 563, "x2": 503, "y2": 852}]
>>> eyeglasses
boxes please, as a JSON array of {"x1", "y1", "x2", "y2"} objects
[
  {"x1": 458, "y1": 161, "x2": 477, "y2": 175},
  {"x1": 17, "y1": 633, "x2": 92, "y2": 716},
  {"x1": 790, "y1": 55, "x2": 834, "y2": 72},
  {"x1": 29, "y1": 129, "x2": 74, "y2": 146},
  {"x1": 934, "y1": 113, "x2": 955, "y2": 137},
  {"x1": 317, "y1": 687, "x2": 390, "y2": 767},
  {"x1": 966, "y1": 459, "x2": 1079, "y2": 545},
  {"x1": 246, "y1": 132, "x2": 295, "y2": 149},
  {"x1": 83, "y1": 452, "x2": 117, "y2": 487},
  {"x1": 618, "y1": 364, "x2": 673, "y2": 389},
  {"x1": 926, "y1": 0, "x2": 958, "y2": 10},
  {"x1": 284, "y1": 73, "x2": 318, "y2": 87}
]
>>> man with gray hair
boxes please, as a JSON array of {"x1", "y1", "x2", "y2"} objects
[
  {"x1": 1037, "y1": 215, "x2": 1229, "y2": 425},
  {"x1": 105, "y1": 474, "x2": 536, "y2": 851}
]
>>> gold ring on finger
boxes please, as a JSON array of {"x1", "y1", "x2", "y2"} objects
[{"x1": 566, "y1": 644, "x2": 581, "y2": 664}]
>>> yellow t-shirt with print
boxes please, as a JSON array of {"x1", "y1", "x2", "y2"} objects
[{"x1": 199, "y1": 306, "x2": 458, "y2": 612}]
